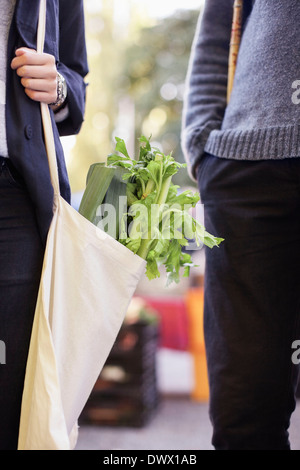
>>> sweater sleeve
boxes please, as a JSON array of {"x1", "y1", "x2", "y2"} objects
[{"x1": 181, "y1": 0, "x2": 234, "y2": 180}]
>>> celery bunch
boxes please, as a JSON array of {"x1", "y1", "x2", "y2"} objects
[{"x1": 79, "y1": 136, "x2": 223, "y2": 285}]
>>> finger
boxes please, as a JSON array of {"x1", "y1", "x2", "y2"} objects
[
  {"x1": 11, "y1": 49, "x2": 38, "y2": 69},
  {"x1": 24, "y1": 88, "x2": 56, "y2": 104},
  {"x1": 21, "y1": 77, "x2": 57, "y2": 95},
  {"x1": 15, "y1": 64, "x2": 57, "y2": 79},
  {"x1": 15, "y1": 47, "x2": 37, "y2": 56},
  {"x1": 11, "y1": 50, "x2": 55, "y2": 69}
]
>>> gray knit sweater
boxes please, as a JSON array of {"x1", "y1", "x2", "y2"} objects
[{"x1": 182, "y1": 0, "x2": 300, "y2": 180}]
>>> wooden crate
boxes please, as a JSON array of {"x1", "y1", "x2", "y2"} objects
[{"x1": 79, "y1": 321, "x2": 160, "y2": 427}]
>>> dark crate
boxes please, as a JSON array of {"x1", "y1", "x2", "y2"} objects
[
  {"x1": 79, "y1": 321, "x2": 160, "y2": 427},
  {"x1": 80, "y1": 399, "x2": 158, "y2": 427}
]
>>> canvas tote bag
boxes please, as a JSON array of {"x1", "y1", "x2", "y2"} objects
[{"x1": 17, "y1": 0, "x2": 146, "y2": 450}]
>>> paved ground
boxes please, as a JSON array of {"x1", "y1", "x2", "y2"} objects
[
  {"x1": 75, "y1": 395, "x2": 300, "y2": 451},
  {"x1": 74, "y1": 347, "x2": 300, "y2": 451},
  {"x1": 76, "y1": 396, "x2": 213, "y2": 451}
]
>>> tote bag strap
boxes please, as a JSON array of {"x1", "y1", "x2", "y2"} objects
[
  {"x1": 227, "y1": 0, "x2": 243, "y2": 103},
  {"x1": 37, "y1": 0, "x2": 60, "y2": 197}
]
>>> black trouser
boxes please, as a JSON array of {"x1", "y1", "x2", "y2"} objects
[
  {"x1": 198, "y1": 153, "x2": 300, "y2": 450},
  {"x1": 0, "y1": 157, "x2": 44, "y2": 450}
]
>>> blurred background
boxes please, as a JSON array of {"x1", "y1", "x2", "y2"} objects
[
  {"x1": 68, "y1": 0, "x2": 300, "y2": 451},
  {"x1": 66, "y1": 0, "x2": 203, "y2": 204}
]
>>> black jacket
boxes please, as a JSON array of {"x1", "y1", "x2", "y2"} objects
[{"x1": 6, "y1": 0, "x2": 89, "y2": 244}]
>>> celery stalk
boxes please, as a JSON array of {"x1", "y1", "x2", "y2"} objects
[{"x1": 80, "y1": 135, "x2": 224, "y2": 285}]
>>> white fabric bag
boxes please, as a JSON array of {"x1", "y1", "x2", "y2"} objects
[{"x1": 17, "y1": 0, "x2": 146, "y2": 450}]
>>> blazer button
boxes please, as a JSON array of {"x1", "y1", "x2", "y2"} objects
[{"x1": 24, "y1": 124, "x2": 33, "y2": 140}]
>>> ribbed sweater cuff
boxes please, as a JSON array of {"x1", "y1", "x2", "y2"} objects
[
  {"x1": 182, "y1": 120, "x2": 222, "y2": 180},
  {"x1": 205, "y1": 124, "x2": 300, "y2": 160}
]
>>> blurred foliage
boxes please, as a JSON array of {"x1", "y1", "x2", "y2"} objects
[
  {"x1": 67, "y1": 2, "x2": 121, "y2": 193},
  {"x1": 68, "y1": 4, "x2": 200, "y2": 194},
  {"x1": 118, "y1": 10, "x2": 199, "y2": 188}
]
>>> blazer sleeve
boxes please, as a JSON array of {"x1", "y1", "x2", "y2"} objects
[
  {"x1": 181, "y1": 0, "x2": 234, "y2": 180},
  {"x1": 55, "y1": 0, "x2": 89, "y2": 136}
]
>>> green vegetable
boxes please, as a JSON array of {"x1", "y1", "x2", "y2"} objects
[
  {"x1": 79, "y1": 136, "x2": 224, "y2": 285},
  {"x1": 78, "y1": 163, "x2": 115, "y2": 225}
]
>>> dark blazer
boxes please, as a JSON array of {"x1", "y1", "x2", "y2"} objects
[{"x1": 6, "y1": 0, "x2": 89, "y2": 244}]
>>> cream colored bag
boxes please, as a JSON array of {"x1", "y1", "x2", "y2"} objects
[{"x1": 17, "y1": 0, "x2": 146, "y2": 450}]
